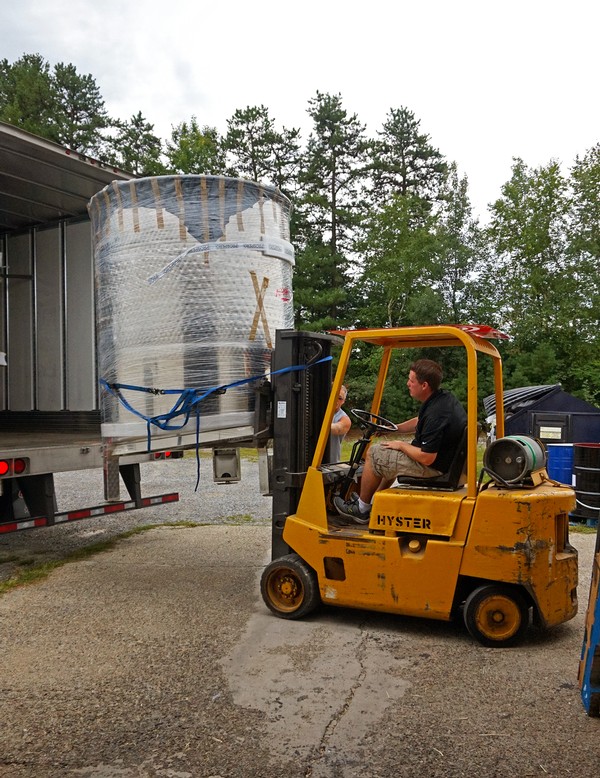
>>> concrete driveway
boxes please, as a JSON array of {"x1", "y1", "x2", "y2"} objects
[{"x1": 0, "y1": 525, "x2": 599, "y2": 778}]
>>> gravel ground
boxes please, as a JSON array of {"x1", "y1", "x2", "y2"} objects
[
  {"x1": 1, "y1": 460, "x2": 599, "y2": 777},
  {"x1": 0, "y1": 456, "x2": 271, "y2": 582}
]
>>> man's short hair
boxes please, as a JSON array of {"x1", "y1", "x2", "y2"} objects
[{"x1": 410, "y1": 359, "x2": 443, "y2": 392}]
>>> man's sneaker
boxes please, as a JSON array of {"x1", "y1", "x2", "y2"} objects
[{"x1": 333, "y1": 495, "x2": 371, "y2": 524}]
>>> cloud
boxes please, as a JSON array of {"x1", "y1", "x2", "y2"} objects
[{"x1": 1, "y1": 0, "x2": 599, "y2": 219}]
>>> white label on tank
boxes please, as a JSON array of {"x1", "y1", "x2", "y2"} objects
[
  {"x1": 261, "y1": 238, "x2": 295, "y2": 264},
  {"x1": 277, "y1": 401, "x2": 287, "y2": 419}
]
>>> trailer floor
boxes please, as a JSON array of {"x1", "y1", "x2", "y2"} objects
[{"x1": 0, "y1": 429, "x2": 101, "y2": 449}]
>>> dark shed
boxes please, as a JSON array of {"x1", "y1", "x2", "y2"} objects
[{"x1": 483, "y1": 385, "x2": 600, "y2": 444}]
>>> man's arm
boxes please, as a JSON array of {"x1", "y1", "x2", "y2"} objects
[
  {"x1": 394, "y1": 416, "x2": 418, "y2": 435},
  {"x1": 380, "y1": 438, "x2": 437, "y2": 467},
  {"x1": 331, "y1": 412, "x2": 351, "y2": 436},
  {"x1": 380, "y1": 416, "x2": 437, "y2": 465}
]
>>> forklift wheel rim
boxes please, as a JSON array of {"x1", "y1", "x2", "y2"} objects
[
  {"x1": 471, "y1": 592, "x2": 523, "y2": 642},
  {"x1": 265, "y1": 568, "x2": 306, "y2": 613},
  {"x1": 475, "y1": 594, "x2": 521, "y2": 640},
  {"x1": 464, "y1": 585, "x2": 529, "y2": 646}
]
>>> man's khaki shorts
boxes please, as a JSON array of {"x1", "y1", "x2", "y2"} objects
[{"x1": 370, "y1": 444, "x2": 442, "y2": 481}]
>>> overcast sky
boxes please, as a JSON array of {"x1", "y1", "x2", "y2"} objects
[{"x1": 2, "y1": 0, "x2": 598, "y2": 221}]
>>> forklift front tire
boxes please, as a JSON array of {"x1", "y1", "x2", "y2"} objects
[
  {"x1": 463, "y1": 584, "x2": 529, "y2": 647},
  {"x1": 261, "y1": 553, "x2": 320, "y2": 619}
]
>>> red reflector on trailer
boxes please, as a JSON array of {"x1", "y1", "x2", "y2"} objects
[
  {"x1": 68, "y1": 509, "x2": 92, "y2": 520},
  {"x1": 104, "y1": 503, "x2": 126, "y2": 513}
]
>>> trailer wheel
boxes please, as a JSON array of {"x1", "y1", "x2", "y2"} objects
[
  {"x1": 261, "y1": 553, "x2": 320, "y2": 619},
  {"x1": 463, "y1": 585, "x2": 529, "y2": 647}
]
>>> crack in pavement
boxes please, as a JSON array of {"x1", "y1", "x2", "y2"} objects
[
  {"x1": 316, "y1": 632, "x2": 369, "y2": 750},
  {"x1": 223, "y1": 601, "x2": 412, "y2": 775}
]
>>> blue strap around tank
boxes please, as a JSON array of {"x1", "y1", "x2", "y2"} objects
[{"x1": 100, "y1": 355, "x2": 332, "y2": 490}]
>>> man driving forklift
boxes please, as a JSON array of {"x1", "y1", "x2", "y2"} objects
[{"x1": 333, "y1": 359, "x2": 466, "y2": 524}]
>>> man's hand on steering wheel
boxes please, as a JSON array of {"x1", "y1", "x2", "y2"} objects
[{"x1": 351, "y1": 409, "x2": 397, "y2": 436}]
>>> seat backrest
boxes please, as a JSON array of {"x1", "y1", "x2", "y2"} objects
[{"x1": 395, "y1": 426, "x2": 468, "y2": 491}]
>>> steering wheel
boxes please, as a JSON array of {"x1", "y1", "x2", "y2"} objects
[{"x1": 351, "y1": 409, "x2": 397, "y2": 433}]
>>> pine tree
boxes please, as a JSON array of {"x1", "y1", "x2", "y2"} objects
[
  {"x1": 370, "y1": 107, "x2": 448, "y2": 206},
  {"x1": 0, "y1": 54, "x2": 59, "y2": 140},
  {"x1": 108, "y1": 111, "x2": 166, "y2": 175},
  {"x1": 52, "y1": 62, "x2": 111, "y2": 154},
  {"x1": 224, "y1": 105, "x2": 301, "y2": 198}
]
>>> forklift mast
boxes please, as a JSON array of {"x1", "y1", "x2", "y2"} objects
[{"x1": 268, "y1": 330, "x2": 339, "y2": 558}]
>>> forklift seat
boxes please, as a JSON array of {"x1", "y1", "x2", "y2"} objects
[{"x1": 394, "y1": 426, "x2": 468, "y2": 492}]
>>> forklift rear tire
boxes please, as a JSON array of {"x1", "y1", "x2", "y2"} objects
[
  {"x1": 261, "y1": 553, "x2": 320, "y2": 619},
  {"x1": 463, "y1": 585, "x2": 529, "y2": 647}
]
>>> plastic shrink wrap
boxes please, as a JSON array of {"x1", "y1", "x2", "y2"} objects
[{"x1": 88, "y1": 175, "x2": 294, "y2": 448}]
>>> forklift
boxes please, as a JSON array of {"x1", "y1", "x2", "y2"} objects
[{"x1": 257, "y1": 326, "x2": 578, "y2": 647}]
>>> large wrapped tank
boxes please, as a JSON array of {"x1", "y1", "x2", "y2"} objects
[{"x1": 88, "y1": 175, "x2": 294, "y2": 446}]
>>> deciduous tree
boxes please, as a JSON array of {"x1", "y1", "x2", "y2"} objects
[
  {"x1": 564, "y1": 144, "x2": 600, "y2": 403},
  {"x1": 483, "y1": 157, "x2": 595, "y2": 396},
  {"x1": 356, "y1": 193, "x2": 442, "y2": 328},
  {"x1": 166, "y1": 117, "x2": 226, "y2": 174}
]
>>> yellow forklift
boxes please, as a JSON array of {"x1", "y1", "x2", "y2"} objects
[{"x1": 258, "y1": 326, "x2": 578, "y2": 647}]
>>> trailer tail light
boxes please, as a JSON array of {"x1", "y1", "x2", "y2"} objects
[
  {"x1": 13, "y1": 458, "x2": 27, "y2": 474},
  {"x1": 0, "y1": 458, "x2": 29, "y2": 477},
  {"x1": 153, "y1": 450, "x2": 184, "y2": 460}
]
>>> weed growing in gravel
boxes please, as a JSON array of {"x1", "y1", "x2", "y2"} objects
[
  {"x1": 0, "y1": 541, "x2": 119, "y2": 596},
  {"x1": 225, "y1": 513, "x2": 268, "y2": 524},
  {"x1": 0, "y1": 521, "x2": 204, "y2": 597}
]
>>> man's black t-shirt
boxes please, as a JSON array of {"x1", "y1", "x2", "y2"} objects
[{"x1": 411, "y1": 389, "x2": 467, "y2": 473}]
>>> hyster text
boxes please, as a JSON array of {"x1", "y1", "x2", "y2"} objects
[{"x1": 376, "y1": 515, "x2": 432, "y2": 529}]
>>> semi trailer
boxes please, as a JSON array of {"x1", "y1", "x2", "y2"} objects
[{"x1": 0, "y1": 123, "x2": 294, "y2": 533}]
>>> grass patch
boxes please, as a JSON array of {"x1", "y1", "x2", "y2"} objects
[
  {"x1": 0, "y1": 521, "x2": 204, "y2": 598},
  {"x1": 183, "y1": 447, "x2": 259, "y2": 462},
  {"x1": 224, "y1": 513, "x2": 268, "y2": 524},
  {"x1": 569, "y1": 523, "x2": 599, "y2": 534}
]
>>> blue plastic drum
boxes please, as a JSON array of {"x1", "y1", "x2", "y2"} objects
[{"x1": 547, "y1": 443, "x2": 574, "y2": 485}]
